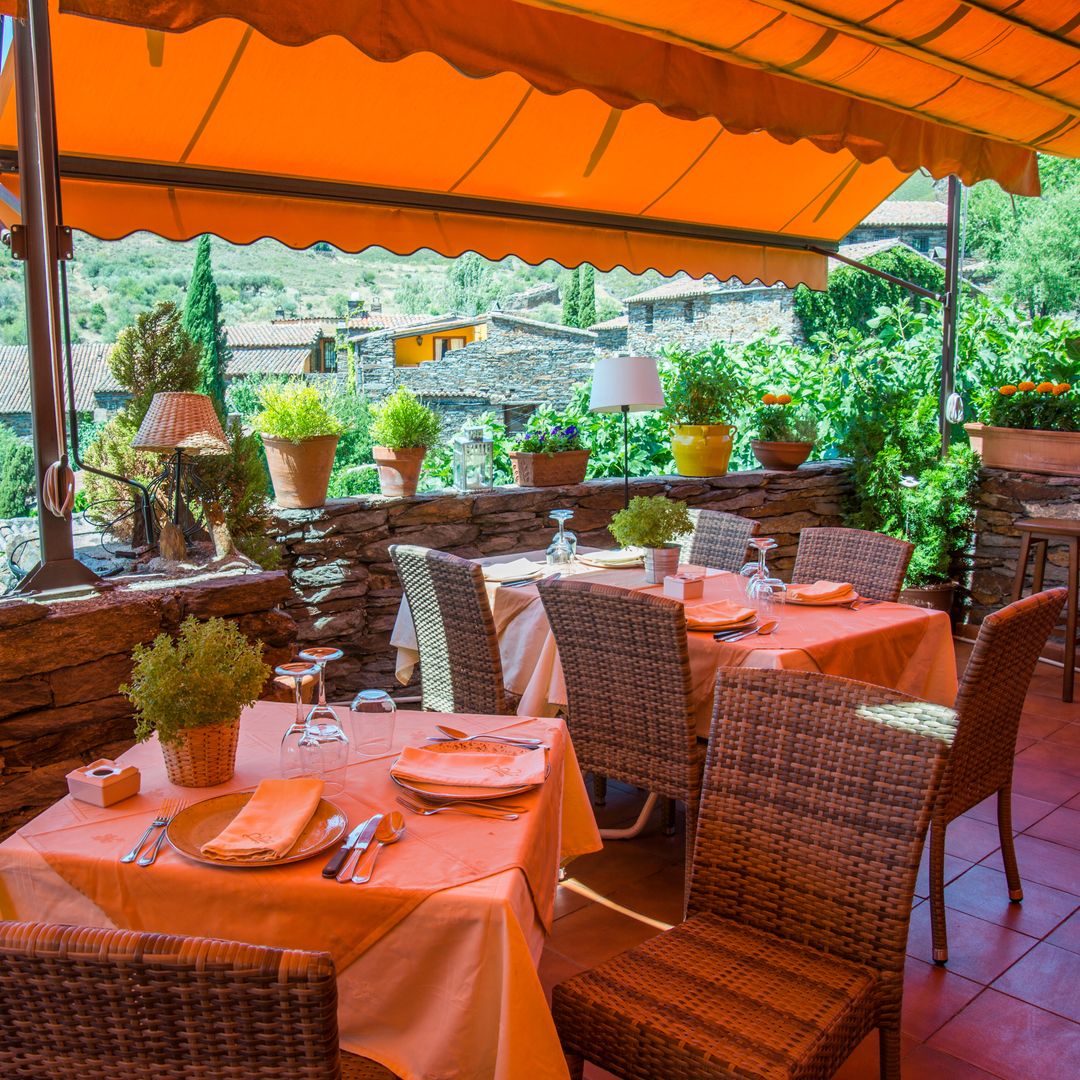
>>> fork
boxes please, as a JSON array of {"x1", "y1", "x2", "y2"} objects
[
  {"x1": 395, "y1": 795, "x2": 519, "y2": 821},
  {"x1": 120, "y1": 798, "x2": 180, "y2": 864},
  {"x1": 136, "y1": 800, "x2": 186, "y2": 866}
]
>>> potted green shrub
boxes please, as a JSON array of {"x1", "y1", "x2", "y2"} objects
[
  {"x1": 253, "y1": 382, "x2": 344, "y2": 509},
  {"x1": 122, "y1": 617, "x2": 270, "y2": 787},
  {"x1": 609, "y1": 495, "x2": 692, "y2": 584},
  {"x1": 507, "y1": 415, "x2": 590, "y2": 487},
  {"x1": 661, "y1": 343, "x2": 750, "y2": 476},
  {"x1": 750, "y1": 392, "x2": 818, "y2": 470},
  {"x1": 965, "y1": 378, "x2": 1079, "y2": 477},
  {"x1": 370, "y1": 386, "x2": 443, "y2": 497}
]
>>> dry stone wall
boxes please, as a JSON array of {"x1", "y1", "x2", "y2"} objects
[
  {"x1": 0, "y1": 568, "x2": 296, "y2": 839},
  {"x1": 272, "y1": 462, "x2": 853, "y2": 700}
]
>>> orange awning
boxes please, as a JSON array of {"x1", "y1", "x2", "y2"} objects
[{"x1": 2, "y1": 1, "x2": 1075, "y2": 284}]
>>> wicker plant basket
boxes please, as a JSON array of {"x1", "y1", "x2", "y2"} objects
[
  {"x1": 508, "y1": 449, "x2": 590, "y2": 487},
  {"x1": 161, "y1": 720, "x2": 241, "y2": 787}
]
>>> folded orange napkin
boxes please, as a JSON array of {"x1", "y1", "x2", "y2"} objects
[
  {"x1": 391, "y1": 746, "x2": 547, "y2": 788},
  {"x1": 200, "y1": 778, "x2": 325, "y2": 861},
  {"x1": 684, "y1": 599, "x2": 756, "y2": 630},
  {"x1": 787, "y1": 580, "x2": 854, "y2": 602}
]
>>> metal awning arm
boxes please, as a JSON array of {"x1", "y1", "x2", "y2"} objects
[{"x1": 804, "y1": 244, "x2": 944, "y2": 303}]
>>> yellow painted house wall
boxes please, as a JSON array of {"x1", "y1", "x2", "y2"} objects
[{"x1": 394, "y1": 322, "x2": 486, "y2": 366}]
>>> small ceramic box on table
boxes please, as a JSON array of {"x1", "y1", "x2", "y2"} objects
[
  {"x1": 663, "y1": 573, "x2": 705, "y2": 601},
  {"x1": 66, "y1": 759, "x2": 141, "y2": 807}
]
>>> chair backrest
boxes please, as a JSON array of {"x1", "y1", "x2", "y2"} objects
[
  {"x1": 792, "y1": 526, "x2": 914, "y2": 602},
  {"x1": 945, "y1": 588, "x2": 1067, "y2": 817},
  {"x1": 537, "y1": 578, "x2": 697, "y2": 794},
  {"x1": 390, "y1": 544, "x2": 508, "y2": 715},
  {"x1": 683, "y1": 508, "x2": 759, "y2": 571},
  {"x1": 691, "y1": 669, "x2": 954, "y2": 976},
  {"x1": 0, "y1": 922, "x2": 341, "y2": 1080}
]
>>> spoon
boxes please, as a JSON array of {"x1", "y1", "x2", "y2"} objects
[
  {"x1": 433, "y1": 724, "x2": 544, "y2": 748},
  {"x1": 352, "y1": 811, "x2": 406, "y2": 884}
]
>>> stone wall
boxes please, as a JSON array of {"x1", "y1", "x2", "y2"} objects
[
  {"x1": 967, "y1": 467, "x2": 1080, "y2": 629},
  {"x1": 272, "y1": 461, "x2": 852, "y2": 700},
  {"x1": 0, "y1": 568, "x2": 297, "y2": 839},
  {"x1": 627, "y1": 286, "x2": 802, "y2": 355}
]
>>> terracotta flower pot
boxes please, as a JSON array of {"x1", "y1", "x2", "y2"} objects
[
  {"x1": 262, "y1": 434, "x2": 339, "y2": 509},
  {"x1": 899, "y1": 580, "x2": 955, "y2": 616},
  {"x1": 508, "y1": 449, "x2": 591, "y2": 487},
  {"x1": 964, "y1": 423, "x2": 1080, "y2": 478},
  {"x1": 160, "y1": 719, "x2": 240, "y2": 788},
  {"x1": 373, "y1": 445, "x2": 427, "y2": 497},
  {"x1": 670, "y1": 424, "x2": 736, "y2": 477},
  {"x1": 751, "y1": 440, "x2": 814, "y2": 471}
]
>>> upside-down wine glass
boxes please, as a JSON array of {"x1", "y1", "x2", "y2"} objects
[
  {"x1": 350, "y1": 690, "x2": 397, "y2": 759},
  {"x1": 546, "y1": 509, "x2": 577, "y2": 566},
  {"x1": 276, "y1": 661, "x2": 320, "y2": 781},
  {"x1": 297, "y1": 647, "x2": 350, "y2": 796}
]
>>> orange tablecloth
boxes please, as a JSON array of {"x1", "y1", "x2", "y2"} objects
[
  {"x1": 0, "y1": 704, "x2": 601, "y2": 1080},
  {"x1": 392, "y1": 559, "x2": 958, "y2": 734}
]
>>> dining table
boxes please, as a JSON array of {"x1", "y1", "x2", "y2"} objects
[
  {"x1": 391, "y1": 551, "x2": 959, "y2": 735},
  {"x1": 0, "y1": 702, "x2": 602, "y2": 1080}
]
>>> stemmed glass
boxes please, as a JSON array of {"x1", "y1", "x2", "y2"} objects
[
  {"x1": 350, "y1": 689, "x2": 397, "y2": 759},
  {"x1": 276, "y1": 661, "x2": 320, "y2": 781},
  {"x1": 743, "y1": 537, "x2": 780, "y2": 599},
  {"x1": 546, "y1": 509, "x2": 577, "y2": 566},
  {"x1": 296, "y1": 647, "x2": 350, "y2": 796}
]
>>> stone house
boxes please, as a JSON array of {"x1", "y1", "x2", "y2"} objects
[
  {"x1": 224, "y1": 318, "x2": 339, "y2": 378},
  {"x1": 350, "y1": 310, "x2": 597, "y2": 431},
  {"x1": 842, "y1": 200, "x2": 947, "y2": 254}
]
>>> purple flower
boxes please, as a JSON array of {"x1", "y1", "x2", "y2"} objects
[{"x1": 565, "y1": 425, "x2": 578, "y2": 437}]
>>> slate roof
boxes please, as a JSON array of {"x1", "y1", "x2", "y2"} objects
[
  {"x1": 0, "y1": 343, "x2": 116, "y2": 414},
  {"x1": 226, "y1": 347, "x2": 312, "y2": 376},
  {"x1": 225, "y1": 319, "x2": 336, "y2": 347},
  {"x1": 859, "y1": 200, "x2": 948, "y2": 227}
]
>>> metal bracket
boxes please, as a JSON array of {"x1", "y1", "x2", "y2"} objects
[{"x1": 1, "y1": 224, "x2": 73, "y2": 261}]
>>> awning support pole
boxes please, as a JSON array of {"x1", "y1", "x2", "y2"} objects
[
  {"x1": 805, "y1": 244, "x2": 944, "y2": 303},
  {"x1": 13, "y1": 0, "x2": 99, "y2": 594},
  {"x1": 938, "y1": 175, "x2": 962, "y2": 457}
]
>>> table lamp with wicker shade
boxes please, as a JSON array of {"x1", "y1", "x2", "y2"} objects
[{"x1": 132, "y1": 392, "x2": 229, "y2": 560}]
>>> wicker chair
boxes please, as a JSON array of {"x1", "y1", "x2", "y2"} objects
[
  {"x1": 928, "y1": 587, "x2": 1067, "y2": 964},
  {"x1": 536, "y1": 578, "x2": 704, "y2": 894},
  {"x1": 792, "y1": 526, "x2": 914, "y2": 602},
  {"x1": 0, "y1": 922, "x2": 396, "y2": 1079},
  {"x1": 682, "y1": 508, "x2": 759, "y2": 571},
  {"x1": 390, "y1": 544, "x2": 512, "y2": 715},
  {"x1": 553, "y1": 668, "x2": 955, "y2": 1080}
]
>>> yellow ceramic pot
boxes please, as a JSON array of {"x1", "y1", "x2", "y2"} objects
[{"x1": 670, "y1": 424, "x2": 737, "y2": 477}]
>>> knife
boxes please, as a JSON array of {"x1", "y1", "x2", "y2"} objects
[
  {"x1": 322, "y1": 817, "x2": 374, "y2": 879},
  {"x1": 336, "y1": 814, "x2": 383, "y2": 883}
]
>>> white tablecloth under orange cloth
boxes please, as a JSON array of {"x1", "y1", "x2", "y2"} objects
[
  {"x1": 0, "y1": 703, "x2": 601, "y2": 1080},
  {"x1": 392, "y1": 559, "x2": 959, "y2": 734}
]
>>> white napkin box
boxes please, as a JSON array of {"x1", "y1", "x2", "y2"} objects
[
  {"x1": 66, "y1": 759, "x2": 141, "y2": 807},
  {"x1": 663, "y1": 574, "x2": 705, "y2": 600}
]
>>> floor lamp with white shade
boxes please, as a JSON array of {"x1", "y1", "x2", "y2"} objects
[{"x1": 588, "y1": 355, "x2": 665, "y2": 509}]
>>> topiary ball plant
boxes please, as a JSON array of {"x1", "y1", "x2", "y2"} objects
[
  {"x1": 252, "y1": 383, "x2": 344, "y2": 443},
  {"x1": 370, "y1": 386, "x2": 443, "y2": 450},
  {"x1": 609, "y1": 495, "x2": 692, "y2": 550}
]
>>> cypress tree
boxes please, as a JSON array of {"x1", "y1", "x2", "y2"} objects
[
  {"x1": 562, "y1": 269, "x2": 580, "y2": 328},
  {"x1": 578, "y1": 264, "x2": 597, "y2": 328},
  {"x1": 183, "y1": 235, "x2": 230, "y2": 410}
]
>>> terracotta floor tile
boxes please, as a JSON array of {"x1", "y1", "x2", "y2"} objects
[
  {"x1": 1024, "y1": 806, "x2": 1080, "y2": 851},
  {"x1": 1044, "y1": 721, "x2": 1080, "y2": 749},
  {"x1": 929, "y1": 989, "x2": 1080, "y2": 1080},
  {"x1": 563, "y1": 836, "x2": 679, "y2": 898},
  {"x1": 1016, "y1": 739, "x2": 1080, "y2": 775},
  {"x1": 1008, "y1": 761, "x2": 1080, "y2": 806},
  {"x1": 547, "y1": 902, "x2": 662, "y2": 968},
  {"x1": 906, "y1": 904, "x2": 1035, "y2": 984},
  {"x1": 831, "y1": 1032, "x2": 921, "y2": 1080},
  {"x1": 606, "y1": 866, "x2": 687, "y2": 926},
  {"x1": 944, "y1": 817, "x2": 1005, "y2": 863},
  {"x1": 538, "y1": 947, "x2": 585, "y2": 1005},
  {"x1": 967, "y1": 793, "x2": 1057, "y2": 832},
  {"x1": 582, "y1": 1064, "x2": 620, "y2": 1080},
  {"x1": 1046, "y1": 908, "x2": 1080, "y2": 956},
  {"x1": 554, "y1": 881, "x2": 592, "y2": 921},
  {"x1": 943, "y1": 864, "x2": 1079, "y2": 939},
  {"x1": 1068, "y1": 792, "x2": 1080, "y2": 811},
  {"x1": 915, "y1": 847, "x2": 974, "y2": 899},
  {"x1": 1017, "y1": 713, "x2": 1070, "y2": 740},
  {"x1": 991, "y1": 941, "x2": 1080, "y2": 1023},
  {"x1": 980, "y1": 835, "x2": 1080, "y2": 896},
  {"x1": 902, "y1": 956, "x2": 984, "y2": 1041},
  {"x1": 901, "y1": 1042, "x2": 1005, "y2": 1079}
]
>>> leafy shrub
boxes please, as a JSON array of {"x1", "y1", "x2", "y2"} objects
[
  {"x1": 124, "y1": 616, "x2": 269, "y2": 745},
  {"x1": 326, "y1": 464, "x2": 382, "y2": 498},
  {"x1": 331, "y1": 390, "x2": 374, "y2": 469},
  {"x1": 0, "y1": 425, "x2": 35, "y2": 518},
  {"x1": 370, "y1": 386, "x2": 442, "y2": 449},
  {"x1": 750, "y1": 394, "x2": 817, "y2": 443},
  {"x1": 609, "y1": 496, "x2": 692, "y2": 549},
  {"x1": 978, "y1": 380, "x2": 1079, "y2": 432},
  {"x1": 661, "y1": 342, "x2": 750, "y2": 426},
  {"x1": 253, "y1": 383, "x2": 344, "y2": 442},
  {"x1": 225, "y1": 374, "x2": 289, "y2": 418}
]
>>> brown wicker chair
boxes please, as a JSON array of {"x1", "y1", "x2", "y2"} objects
[
  {"x1": 0, "y1": 922, "x2": 396, "y2": 1079},
  {"x1": 537, "y1": 578, "x2": 704, "y2": 895},
  {"x1": 390, "y1": 543, "x2": 512, "y2": 715},
  {"x1": 792, "y1": 526, "x2": 914, "y2": 602},
  {"x1": 682, "y1": 508, "x2": 759, "y2": 571},
  {"x1": 928, "y1": 587, "x2": 1067, "y2": 964},
  {"x1": 552, "y1": 668, "x2": 955, "y2": 1080}
]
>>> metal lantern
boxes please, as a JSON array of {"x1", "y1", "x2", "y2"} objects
[{"x1": 451, "y1": 426, "x2": 494, "y2": 492}]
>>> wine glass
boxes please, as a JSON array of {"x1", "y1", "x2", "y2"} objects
[
  {"x1": 276, "y1": 661, "x2": 320, "y2": 781},
  {"x1": 744, "y1": 537, "x2": 780, "y2": 602},
  {"x1": 350, "y1": 690, "x2": 397, "y2": 759},
  {"x1": 546, "y1": 509, "x2": 577, "y2": 566},
  {"x1": 753, "y1": 578, "x2": 787, "y2": 631},
  {"x1": 297, "y1": 647, "x2": 350, "y2": 796}
]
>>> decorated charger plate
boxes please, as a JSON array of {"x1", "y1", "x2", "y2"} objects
[
  {"x1": 166, "y1": 790, "x2": 348, "y2": 869},
  {"x1": 389, "y1": 739, "x2": 547, "y2": 802}
]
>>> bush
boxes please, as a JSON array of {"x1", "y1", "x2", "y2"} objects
[
  {"x1": 331, "y1": 390, "x2": 374, "y2": 469},
  {"x1": 609, "y1": 496, "x2": 692, "y2": 550},
  {"x1": 978, "y1": 380, "x2": 1079, "y2": 432},
  {"x1": 660, "y1": 342, "x2": 750, "y2": 425},
  {"x1": 225, "y1": 374, "x2": 290, "y2": 418},
  {"x1": 0, "y1": 426, "x2": 35, "y2": 518},
  {"x1": 750, "y1": 394, "x2": 817, "y2": 443},
  {"x1": 370, "y1": 386, "x2": 442, "y2": 449},
  {"x1": 326, "y1": 464, "x2": 382, "y2": 497},
  {"x1": 253, "y1": 383, "x2": 344, "y2": 442}
]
